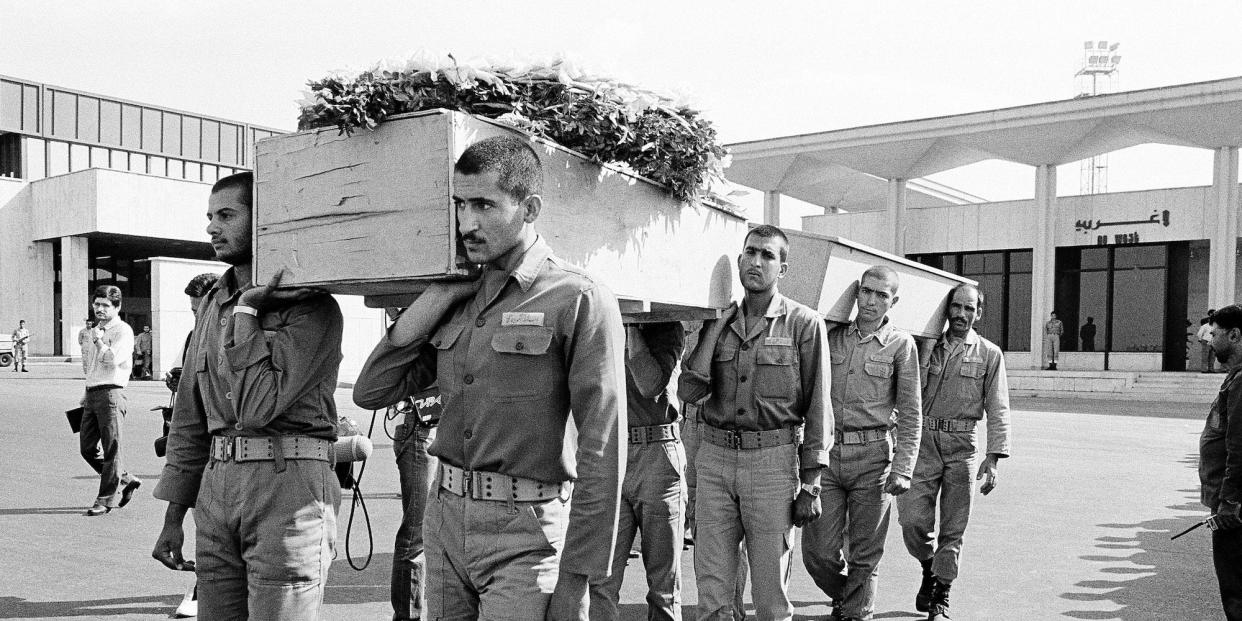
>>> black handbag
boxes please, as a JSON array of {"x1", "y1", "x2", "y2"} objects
[{"x1": 65, "y1": 407, "x2": 83, "y2": 433}]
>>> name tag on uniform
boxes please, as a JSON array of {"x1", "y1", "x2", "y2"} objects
[
  {"x1": 502, "y1": 312, "x2": 545, "y2": 326},
  {"x1": 764, "y1": 336, "x2": 793, "y2": 347}
]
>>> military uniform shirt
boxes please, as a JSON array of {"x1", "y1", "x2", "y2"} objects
[
  {"x1": 678, "y1": 293, "x2": 833, "y2": 469},
  {"x1": 922, "y1": 328, "x2": 1012, "y2": 457},
  {"x1": 352, "y1": 236, "x2": 626, "y2": 580},
  {"x1": 829, "y1": 318, "x2": 922, "y2": 477},
  {"x1": 153, "y1": 268, "x2": 345, "y2": 507},
  {"x1": 626, "y1": 322, "x2": 685, "y2": 427}
]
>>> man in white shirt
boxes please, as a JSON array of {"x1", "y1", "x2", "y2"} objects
[
  {"x1": 80, "y1": 285, "x2": 140, "y2": 516},
  {"x1": 1200, "y1": 311, "x2": 1218, "y2": 373}
]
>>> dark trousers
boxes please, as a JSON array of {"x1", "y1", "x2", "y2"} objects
[
  {"x1": 1215, "y1": 526, "x2": 1242, "y2": 620},
  {"x1": 79, "y1": 387, "x2": 133, "y2": 506}
]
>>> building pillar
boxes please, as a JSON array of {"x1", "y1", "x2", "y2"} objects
[
  {"x1": 1029, "y1": 165, "x2": 1057, "y2": 367},
  {"x1": 61, "y1": 236, "x2": 89, "y2": 358},
  {"x1": 763, "y1": 190, "x2": 781, "y2": 227},
  {"x1": 1209, "y1": 147, "x2": 1240, "y2": 311},
  {"x1": 887, "y1": 179, "x2": 908, "y2": 255}
]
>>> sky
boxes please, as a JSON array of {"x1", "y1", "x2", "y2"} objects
[{"x1": 4, "y1": 1, "x2": 1242, "y2": 220}]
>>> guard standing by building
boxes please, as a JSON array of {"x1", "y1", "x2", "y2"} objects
[
  {"x1": 679, "y1": 224, "x2": 832, "y2": 621},
  {"x1": 1043, "y1": 311, "x2": 1063, "y2": 370},
  {"x1": 1199, "y1": 304, "x2": 1242, "y2": 621},
  {"x1": 353, "y1": 136, "x2": 626, "y2": 620},
  {"x1": 151, "y1": 172, "x2": 346, "y2": 619},
  {"x1": 11, "y1": 319, "x2": 29, "y2": 372},
  {"x1": 897, "y1": 284, "x2": 1011, "y2": 621},
  {"x1": 802, "y1": 265, "x2": 921, "y2": 621},
  {"x1": 589, "y1": 321, "x2": 687, "y2": 620}
]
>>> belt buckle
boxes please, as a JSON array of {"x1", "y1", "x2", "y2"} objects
[
  {"x1": 463, "y1": 470, "x2": 473, "y2": 497},
  {"x1": 220, "y1": 437, "x2": 235, "y2": 461},
  {"x1": 938, "y1": 419, "x2": 951, "y2": 432},
  {"x1": 726, "y1": 430, "x2": 741, "y2": 450}
]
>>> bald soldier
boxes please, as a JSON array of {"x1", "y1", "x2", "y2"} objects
[
  {"x1": 802, "y1": 265, "x2": 922, "y2": 621},
  {"x1": 897, "y1": 283, "x2": 1010, "y2": 621}
]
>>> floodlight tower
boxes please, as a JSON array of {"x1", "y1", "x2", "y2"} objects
[{"x1": 1075, "y1": 40, "x2": 1122, "y2": 194}]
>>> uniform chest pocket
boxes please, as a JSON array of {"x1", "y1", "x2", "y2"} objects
[
  {"x1": 830, "y1": 351, "x2": 847, "y2": 366},
  {"x1": 958, "y1": 357, "x2": 986, "y2": 400},
  {"x1": 491, "y1": 326, "x2": 553, "y2": 355},
  {"x1": 489, "y1": 326, "x2": 556, "y2": 403},
  {"x1": 431, "y1": 324, "x2": 465, "y2": 350},
  {"x1": 927, "y1": 363, "x2": 944, "y2": 377},
  {"x1": 756, "y1": 345, "x2": 797, "y2": 399},
  {"x1": 713, "y1": 346, "x2": 737, "y2": 363},
  {"x1": 864, "y1": 354, "x2": 894, "y2": 378}
]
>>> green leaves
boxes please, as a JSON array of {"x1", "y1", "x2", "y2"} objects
[{"x1": 296, "y1": 57, "x2": 729, "y2": 204}]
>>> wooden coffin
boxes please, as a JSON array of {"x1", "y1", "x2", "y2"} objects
[
  {"x1": 253, "y1": 109, "x2": 747, "y2": 318},
  {"x1": 777, "y1": 229, "x2": 974, "y2": 338}
]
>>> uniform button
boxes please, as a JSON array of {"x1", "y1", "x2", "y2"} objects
[
  {"x1": 849, "y1": 369, "x2": 856, "y2": 374},
  {"x1": 739, "y1": 375, "x2": 747, "y2": 382},
  {"x1": 476, "y1": 318, "x2": 486, "y2": 327},
  {"x1": 515, "y1": 342, "x2": 524, "y2": 351},
  {"x1": 234, "y1": 422, "x2": 243, "y2": 430},
  {"x1": 226, "y1": 391, "x2": 233, "y2": 400},
  {"x1": 464, "y1": 374, "x2": 474, "y2": 384},
  {"x1": 220, "y1": 318, "x2": 228, "y2": 326},
  {"x1": 741, "y1": 343, "x2": 750, "y2": 351},
  {"x1": 464, "y1": 429, "x2": 473, "y2": 439},
  {"x1": 737, "y1": 408, "x2": 746, "y2": 416}
]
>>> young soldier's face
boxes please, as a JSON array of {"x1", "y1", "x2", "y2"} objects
[
  {"x1": 206, "y1": 185, "x2": 253, "y2": 266},
  {"x1": 737, "y1": 234, "x2": 787, "y2": 294},
  {"x1": 856, "y1": 274, "x2": 898, "y2": 325},
  {"x1": 453, "y1": 170, "x2": 535, "y2": 266}
]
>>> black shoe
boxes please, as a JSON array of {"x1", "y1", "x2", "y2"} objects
[
  {"x1": 927, "y1": 578, "x2": 952, "y2": 620},
  {"x1": 916, "y1": 558, "x2": 936, "y2": 612},
  {"x1": 119, "y1": 479, "x2": 142, "y2": 508}
]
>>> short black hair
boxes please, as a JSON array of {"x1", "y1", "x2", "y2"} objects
[
  {"x1": 455, "y1": 136, "x2": 543, "y2": 201},
  {"x1": 745, "y1": 224, "x2": 789, "y2": 262},
  {"x1": 92, "y1": 285, "x2": 122, "y2": 307},
  {"x1": 1211, "y1": 305, "x2": 1242, "y2": 334},
  {"x1": 212, "y1": 171, "x2": 253, "y2": 207},
  {"x1": 184, "y1": 273, "x2": 220, "y2": 298},
  {"x1": 949, "y1": 282, "x2": 984, "y2": 312}
]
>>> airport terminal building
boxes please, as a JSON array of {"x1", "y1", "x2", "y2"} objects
[
  {"x1": 729, "y1": 77, "x2": 1242, "y2": 372},
  {"x1": 0, "y1": 74, "x2": 379, "y2": 379}
]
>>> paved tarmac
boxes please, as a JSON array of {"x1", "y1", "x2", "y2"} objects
[{"x1": 0, "y1": 364, "x2": 1227, "y2": 620}]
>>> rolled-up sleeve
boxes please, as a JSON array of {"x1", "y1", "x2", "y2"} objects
[
  {"x1": 890, "y1": 335, "x2": 923, "y2": 478},
  {"x1": 798, "y1": 313, "x2": 833, "y2": 469},
  {"x1": 224, "y1": 296, "x2": 343, "y2": 431},
  {"x1": 983, "y1": 348, "x2": 1013, "y2": 457},
  {"x1": 561, "y1": 283, "x2": 626, "y2": 579}
]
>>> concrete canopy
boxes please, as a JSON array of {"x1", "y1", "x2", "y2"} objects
[{"x1": 727, "y1": 75, "x2": 1242, "y2": 209}]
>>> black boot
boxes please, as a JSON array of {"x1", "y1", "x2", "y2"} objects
[
  {"x1": 916, "y1": 558, "x2": 935, "y2": 612},
  {"x1": 927, "y1": 578, "x2": 952, "y2": 620},
  {"x1": 1047, "y1": 361, "x2": 1057, "y2": 370}
]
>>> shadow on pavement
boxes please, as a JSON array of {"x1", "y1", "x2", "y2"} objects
[
  {"x1": 0, "y1": 594, "x2": 180, "y2": 618},
  {"x1": 1060, "y1": 476, "x2": 1216, "y2": 620},
  {"x1": 324, "y1": 551, "x2": 392, "y2": 605},
  {"x1": 0, "y1": 506, "x2": 91, "y2": 516}
]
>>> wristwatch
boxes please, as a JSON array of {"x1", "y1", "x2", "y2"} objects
[{"x1": 800, "y1": 483, "x2": 821, "y2": 497}]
